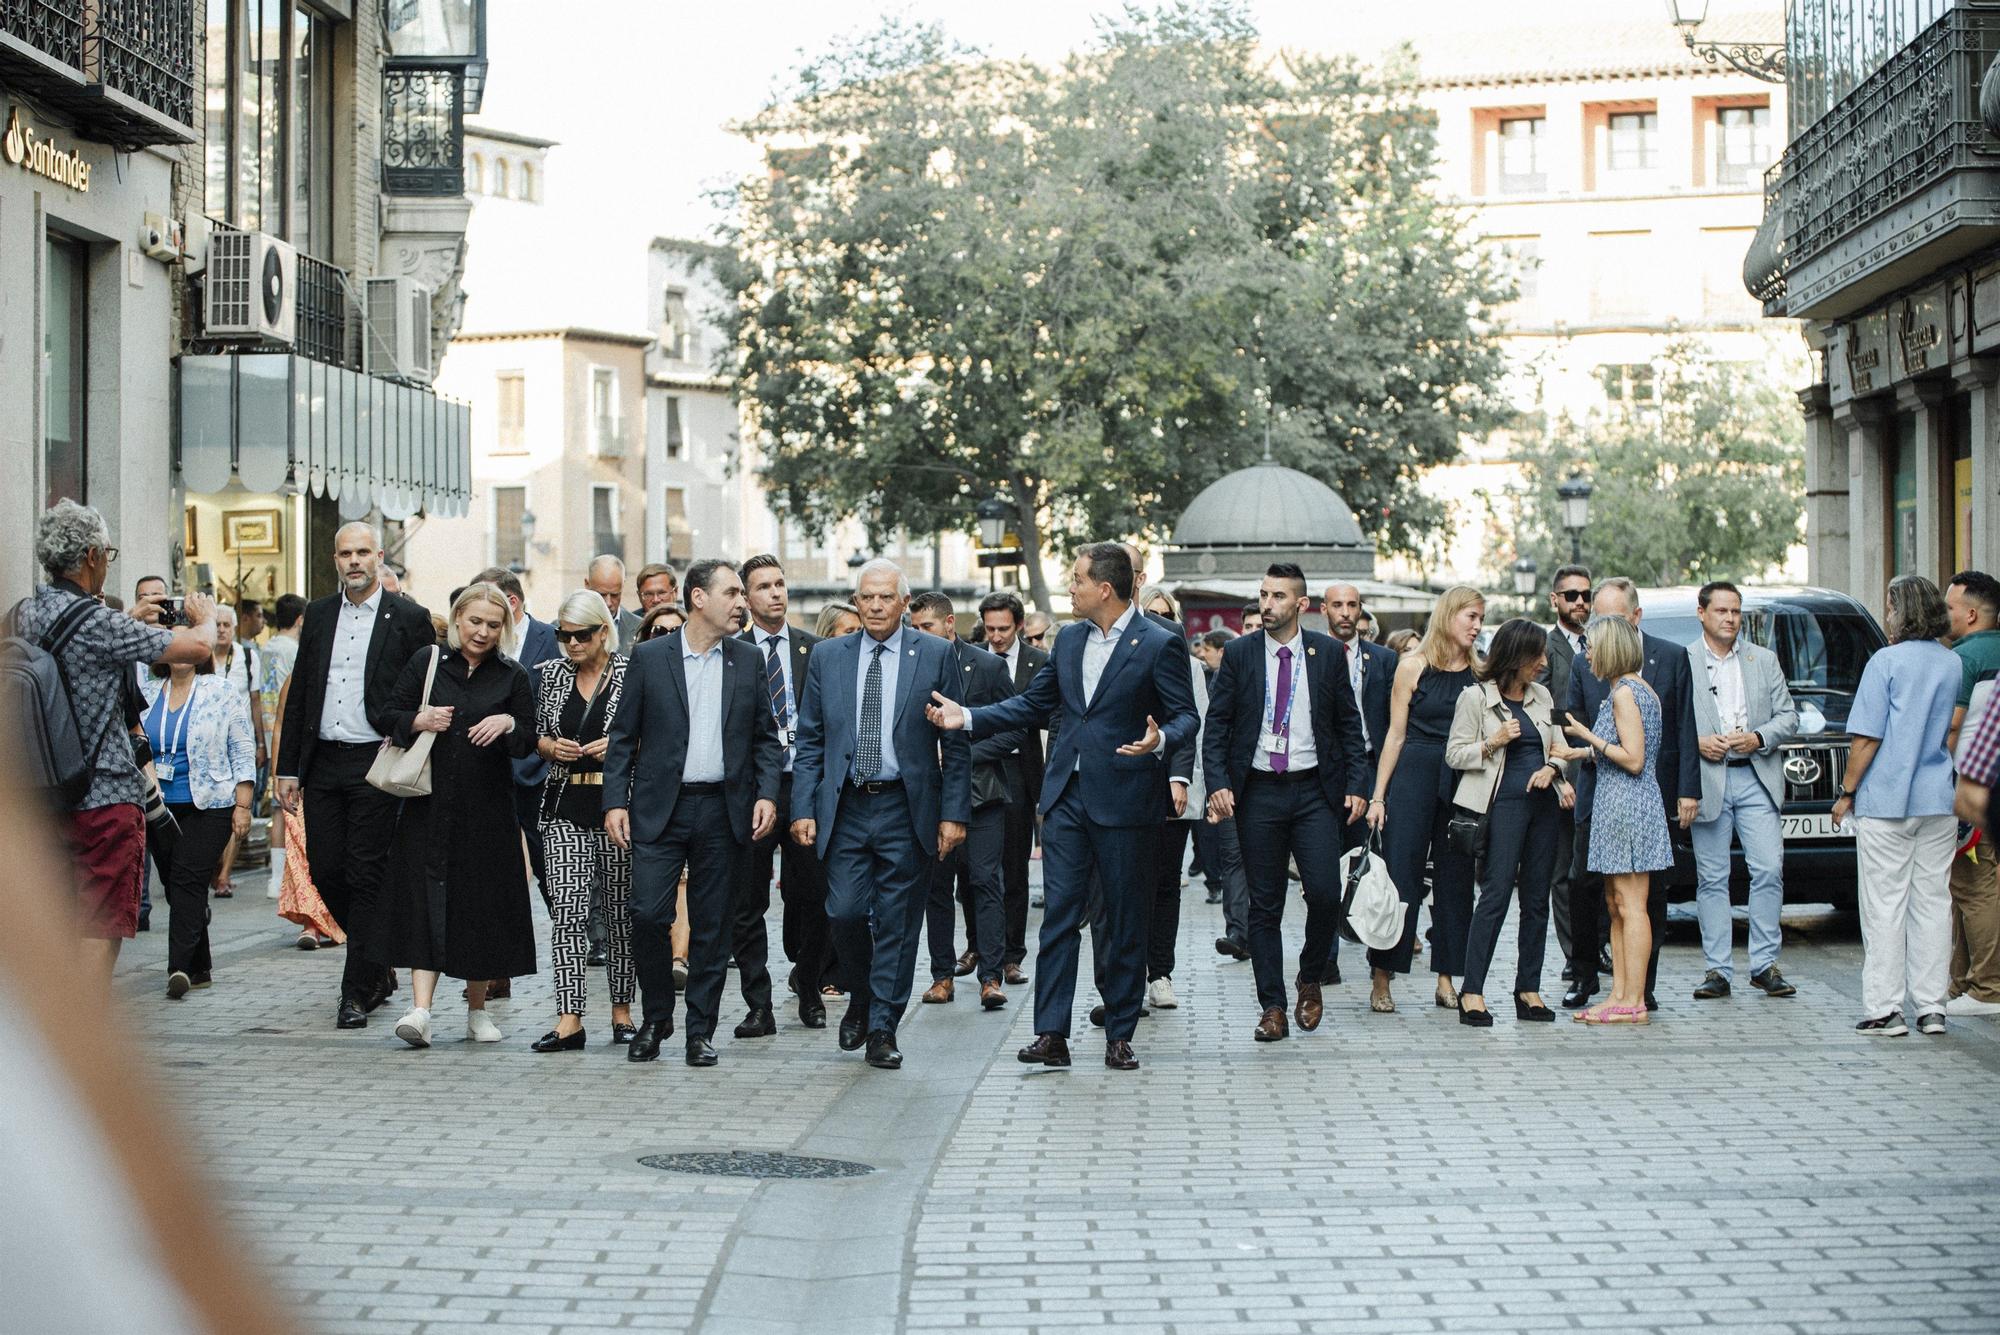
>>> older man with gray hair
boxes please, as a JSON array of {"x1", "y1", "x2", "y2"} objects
[
  {"x1": 587, "y1": 555, "x2": 640, "y2": 652},
  {"x1": 17, "y1": 500, "x2": 219, "y2": 989}
]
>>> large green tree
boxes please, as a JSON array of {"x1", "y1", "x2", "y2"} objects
[
  {"x1": 1509, "y1": 337, "x2": 1805, "y2": 587},
  {"x1": 717, "y1": 2, "x2": 1511, "y2": 609}
]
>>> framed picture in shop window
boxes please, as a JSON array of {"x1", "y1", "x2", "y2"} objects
[
  {"x1": 222, "y1": 508, "x2": 282, "y2": 556},
  {"x1": 184, "y1": 505, "x2": 199, "y2": 558}
]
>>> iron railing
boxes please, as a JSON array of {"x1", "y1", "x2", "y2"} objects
[
  {"x1": 1770, "y1": 7, "x2": 2000, "y2": 278},
  {"x1": 84, "y1": 0, "x2": 195, "y2": 129},
  {"x1": 0, "y1": 0, "x2": 84, "y2": 68},
  {"x1": 382, "y1": 61, "x2": 465, "y2": 195},
  {"x1": 1, "y1": 0, "x2": 193, "y2": 145}
]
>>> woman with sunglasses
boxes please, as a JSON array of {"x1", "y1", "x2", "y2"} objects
[
  {"x1": 528, "y1": 591, "x2": 635, "y2": 1050},
  {"x1": 637, "y1": 602, "x2": 685, "y2": 642}
]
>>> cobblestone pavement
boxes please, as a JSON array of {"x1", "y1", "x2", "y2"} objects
[{"x1": 117, "y1": 861, "x2": 2000, "y2": 1334}]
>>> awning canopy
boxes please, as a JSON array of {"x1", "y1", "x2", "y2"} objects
[{"x1": 177, "y1": 354, "x2": 471, "y2": 520}]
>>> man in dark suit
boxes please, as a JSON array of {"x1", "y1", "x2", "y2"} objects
[
  {"x1": 979, "y1": 591, "x2": 1048, "y2": 986},
  {"x1": 275, "y1": 522, "x2": 436, "y2": 1029},
  {"x1": 1207, "y1": 565, "x2": 1370, "y2": 1041},
  {"x1": 605, "y1": 559, "x2": 782, "y2": 1067},
  {"x1": 586, "y1": 554, "x2": 641, "y2": 652},
  {"x1": 732, "y1": 553, "x2": 825, "y2": 1032},
  {"x1": 929, "y1": 543, "x2": 1201, "y2": 1071},
  {"x1": 1318, "y1": 582, "x2": 1396, "y2": 984},
  {"x1": 792, "y1": 559, "x2": 971, "y2": 1070},
  {"x1": 1538, "y1": 563, "x2": 1594, "y2": 979},
  {"x1": 913, "y1": 592, "x2": 1027, "y2": 1010},
  {"x1": 1562, "y1": 576, "x2": 1699, "y2": 1011}
]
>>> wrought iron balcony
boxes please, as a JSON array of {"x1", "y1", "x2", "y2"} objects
[
  {"x1": 382, "y1": 61, "x2": 466, "y2": 196},
  {"x1": 0, "y1": 0, "x2": 84, "y2": 72},
  {"x1": 0, "y1": 0, "x2": 194, "y2": 147},
  {"x1": 84, "y1": 0, "x2": 196, "y2": 133}
]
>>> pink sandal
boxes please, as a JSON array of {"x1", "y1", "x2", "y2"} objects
[{"x1": 1591, "y1": 1004, "x2": 1650, "y2": 1025}]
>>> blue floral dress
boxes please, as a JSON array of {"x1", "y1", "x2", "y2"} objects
[{"x1": 1586, "y1": 677, "x2": 1674, "y2": 875}]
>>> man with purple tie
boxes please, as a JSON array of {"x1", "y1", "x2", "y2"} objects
[{"x1": 1203, "y1": 563, "x2": 1370, "y2": 1042}]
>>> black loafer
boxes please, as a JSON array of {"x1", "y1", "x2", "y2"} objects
[
  {"x1": 685, "y1": 1038, "x2": 719, "y2": 1067},
  {"x1": 864, "y1": 1031, "x2": 902, "y2": 1069},
  {"x1": 1693, "y1": 970, "x2": 1731, "y2": 1000},
  {"x1": 530, "y1": 1028, "x2": 586, "y2": 1053},
  {"x1": 1560, "y1": 984, "x2": 1596, "y2": 1010},
  {"x1": 336, "y1": 999, "x2": 368, "y2": 1029},
  {"x1": 611, "y1": 1023, "x2": 637, "y2": 1045},
  {"x1": 1457, "y1": 1004, "x2": 1494, "y2": 1028},
  {"x1": 587, "y1": 945, "x2": 609, "y2": 967},
  {"x1": 1750, "y1": 967, "x2": 1797, "y2": 997},
  {"x1": 1018, "y1": 1033, "x2": 1071, "y2": 1067},
  {"x1": 627, "y1": 1018, "x2": 672, "y2": 1063},
  {"x1": 798, "y1": 1000, "x2": 826, "y2": 1028},
  {"x1": 1514, "y1": 994, "x2": 1557, "y2": 1022},
  {"x1": 838, "y1": 1009, "x2": 867, "y2": 1051},
  {"x1": 733, "y1": 1006, "x2": 777, "y2": 1038}
]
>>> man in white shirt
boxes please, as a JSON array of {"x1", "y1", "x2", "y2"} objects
[{"x1": 978, "y1": 591, "x2": 1047, "y2": 986}]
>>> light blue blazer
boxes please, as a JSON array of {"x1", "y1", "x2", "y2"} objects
[{"x1": 141, "y1": 675, "x2": 257, "y2": 810}]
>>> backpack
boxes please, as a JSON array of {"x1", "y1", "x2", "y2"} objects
[{"x1": 0, "y1": 594, "x2": 108, "y2": 808}]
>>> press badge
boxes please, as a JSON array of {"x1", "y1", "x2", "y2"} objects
[
  {"x1": 156, "y1": 757, "x2": 176, "y2": 782},
  {"x1": 782, "y1": 726, "x2": 797, "y2": 749},
  {"x1": 1258, "y1": 732, "x2": 1287, "y2": 755}
]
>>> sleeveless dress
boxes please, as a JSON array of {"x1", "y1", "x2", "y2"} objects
[
  {"x1": 1371, "y1": 664, "x2": 1479, "y2": 975},
  {"x1": 1586, "y1": 677, "x2": 1674, "y2": 874}
]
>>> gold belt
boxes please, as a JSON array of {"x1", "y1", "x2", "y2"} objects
[{"x1": 565, "y1": 771, "x2": 604, "y2": 785}]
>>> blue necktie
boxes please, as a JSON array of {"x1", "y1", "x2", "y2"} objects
[{"x1": 857, "y1": 642, "x2": 884, "y2": 780}]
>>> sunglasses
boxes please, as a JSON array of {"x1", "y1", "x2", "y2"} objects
[
  {"x1": 1555, "y1": 589, "x2": 1590, "y2": 602},
  {"x1": 554, "y1": 626, "x2": 602, "y2": 644},
  {"x1": 1025, "y1": 633, "x2": 1047, "y2": 645}
]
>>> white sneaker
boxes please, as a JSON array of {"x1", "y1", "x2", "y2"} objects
[
  {"x1": 466, "y1": 1009, "x2": 503, "y2": 1043},
  {"x1": 1945, "y1": 993, "x2": 2000, "y2": 1018},
  {"x1": 1147, "y1": 977, "x2": 1178, "y2": 1009},
  {"x1": 393, "y1": 1007, "x2": 432, "y2": 1048}
]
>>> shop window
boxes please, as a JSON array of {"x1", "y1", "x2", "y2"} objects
[
  {"x1": 1948, "y1": 394, "x2": 1974, "y2": 574},
  {"x1": 1605, "y1": 111, "x2": 1658, "y2": 174},
  {"x1": 1892, "y1": 412, "x2": 1918, "y2": 577},
  {"x1": 493, "y1": 486, "x2": 526, "y2": 568},
  {"x1": 665, "y1": 395, "x2": 685, "y2": 458},
  {"x1": 44, "y1": 236, "x2": 88, "y2": 509},
  {"x1": 1498, "y1": 116, "x2": 1545, "y2": 194},
  {"x1": 1715, "y1": 104, "x2": 1772, "y2": 188},
  {"x1": 665, "y1": 486, "x2": 693, "y2": 563},
  {"x1": 495, "y1": 371, "x2": 525, "y2": 452}
]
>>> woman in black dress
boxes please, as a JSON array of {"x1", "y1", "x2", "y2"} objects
[
  {"x1": 1363, "y1": 586, "x2": 1485, "y2": 1014},
  {"x1": 383, "y1": 582, "x2": 539, "y2": 1049}
]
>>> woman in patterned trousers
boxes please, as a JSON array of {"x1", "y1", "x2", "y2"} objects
[{"x1": 530, "y1": 591, "x2": 636, "y2": 1050}]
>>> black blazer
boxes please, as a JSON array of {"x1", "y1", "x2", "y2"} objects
[
  {"x1": 1564, "y1": 628, "x2": 1700, "y2": 825},
  {"x1": 949, "y1": 638, "x2": 1028, "y2": 808},
  {"x1": 602, "y1": 629, "x2": 782, "y2": 845},
  {"x1": 1003, "y1": 640, "x2": 1051, "y2": 805},
  {"x1": 737, "y1": 623, "x2": 821, "y2": 752},
  {"x1": 1346, "y1": 637, "x2": 1397, "y2": 755},
  {"x1": 276, "y1": 588, "x2": 436, "y2": 780},
  {"x1": 1541, "y1": 623, "x2": 1583, "y2": 716},
  {"x1": 1202, "y1": 628, "x2": 1370, "y2": 814},
  {"x1": 1141, "y1": 608, "x2": 1197, "y2": 783}
]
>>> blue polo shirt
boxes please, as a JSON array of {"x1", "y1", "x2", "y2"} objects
[{"x1": 1847, "y1": 639, "x2": 1961, "y2": 819}]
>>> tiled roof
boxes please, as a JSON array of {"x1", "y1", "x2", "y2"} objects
[{"x1": 1413, "y1": 11, "x2": 1784, "y2": 88}]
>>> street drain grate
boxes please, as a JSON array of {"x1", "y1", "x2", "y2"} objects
[{"x1": 638, "y1": 1151, "x2": 875, "y2": 1180}]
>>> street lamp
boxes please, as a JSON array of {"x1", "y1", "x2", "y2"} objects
[
  {"x1": 1664, "y1": 0, "x2": 1785, "y2": 83},
  {"x1": 846, "y1": 549, "x2": 867, "y2": 583},
  {"x1": 1558, "y1": 475, "x2": 1593, "y2": 565},
  {"x1": 975, "y1": 495, "x2": 1010, "y2": 550},
  {"x1": 1512, "y1": 556, "x2": 1538, "y2": 609}
]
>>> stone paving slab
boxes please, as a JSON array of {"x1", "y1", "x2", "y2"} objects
[{"x1": 114, "y1": 864, "x2": 2000, "y2": 1333}]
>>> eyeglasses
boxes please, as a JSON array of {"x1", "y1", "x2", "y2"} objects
[
  {"x1": 98, "y1": 546, "x2": 119, "y2": 566},
  {"x1": 553, "y1": 626, "x2": 601, "y2": 644},
  {"x1": 1555, "y1": 589, "x2": 1590, "y2": 602},
  {"x1": 1025, "y1": 633, "x2": 1047, "y2": 646}
]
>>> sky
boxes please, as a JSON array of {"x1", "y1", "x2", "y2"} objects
[{"x1": 471, "y1": 0, "x2": 1775, "y2": 332}]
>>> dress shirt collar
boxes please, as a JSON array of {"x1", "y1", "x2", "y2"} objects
[
  {"x1": 1703, "y1": 638, "x2": 1741, "y2": 667},
  {"x1": 755, "y1": 622, "x2": 790, "y2": 648},
  {"x1": 344, "y1": 585, "x2": 383, "y2": 616},
  {"x1": 1087, "y1": 604, "x2": 1137, "y2": 643},
  {"x1": 863, "y1": 624, "x2": 904, "y2": 656},
  {"x1": 683, "y1": 633, "x2": 725, "y2": 662},
  {"x1": 1265, "y1": 626, "x2": 1303, "y2": 659}
]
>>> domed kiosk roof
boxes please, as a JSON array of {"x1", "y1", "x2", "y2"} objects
[{"x1": 1171, "y1": 461, "x2": 1367, "y2": 548}]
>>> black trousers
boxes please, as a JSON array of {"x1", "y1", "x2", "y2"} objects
[
  {"x1": 1462, "y1": 787, "x2": 1559, "y2": 998},
  {"x1": 160, "y1": 803, "x2": 230, "y2": 977},
  {"x1": 1237, "y1": 773, "x2": 1344, "y2": 1013},
  {"x1": 1001, "y1": 796, "x2": 1035, "y2": 966},
  {"x1": 513, "y1": 782, "x2": 548, "y2": 906},
  {"x1": 928, "y1": 802, "x2": 1006, "y2": 983},
  {"x1": 1568, "y1": 816, "x2": 1666, "y2": 998},
  {"x1": 1321, "y1": 753, "x2": 1377, "y2": 974},
  {"x1": 630, "y1": 791, "x2": 739, "y2": 1040},
  {"x1": 1369, "y1": 741, "x2": 1475, "y2": 977},
  {"x1": 1548, "y1": 814, "x2": 1576, "y2": 964},
  {"x1": 1193, "y1": 811, "x2": 1248, "y2": 947},
  {"x1": 735, "y1": 773, "x2": 826, "y2": 1008},
  {"x1": 1147, "y1": 820, "x2": 1193, "y2": 981},
  {"x1": 302, "y1": 742, "x2": 397, "y2": 1004}
]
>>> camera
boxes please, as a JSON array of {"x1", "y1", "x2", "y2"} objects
[{"x1": 156, "y1": 596, "x2": 187, "y2": 628}]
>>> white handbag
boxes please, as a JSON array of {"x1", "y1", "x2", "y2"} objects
[
  {"x1": 366, "y1": 645, "x2": 440, "y2": 798},
  {"x1": 1337, "y1": 835, "x2": 1404, "y2": 950}
]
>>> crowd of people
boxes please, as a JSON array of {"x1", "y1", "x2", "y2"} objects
[{"x1": 18, "y1": 495, "x2": 2000, "y2": 1069}]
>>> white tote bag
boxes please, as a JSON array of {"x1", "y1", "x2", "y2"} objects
[
  {"x1": 1337, "y1": 835, "x2": 1404, "y2": 951},
  {"x1": 365, "y1": 646, "x2": 440, "y2": 798}
]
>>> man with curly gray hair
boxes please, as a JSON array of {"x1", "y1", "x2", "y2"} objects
[{"x1": 17, "y1": 500, "x2": 220, "y2": 989}]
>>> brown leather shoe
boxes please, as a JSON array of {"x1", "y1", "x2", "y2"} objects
[
  {"x1": 1003, "y1": 964, "x2": 1029, "y2": 986},
  {"x1": 1104, "y1": 1039, "x2": 1139, "y2": 1070},
  {"x1": 1294, "y1": 978, "x2": 1324, "y2": 1032},
  {"x1": 921, "y1": 978, "x2": 954, "y2": 1004},
  {"x1": 1254, "y1": 1006, "x2": 1290, "y2": 1042},
  {"x1": 981, "y1": 979, "x2": 1007, "y2": 1009},
  {"x1": 953, "y1": 949, "x2": 978, "y2": 977},
  {"x1": 486, "y1": 977, "x2": 511, "y2": 1001},
  {"x1": 1018, "y1": 1032, "x2": 1071, "y2": 1066}
]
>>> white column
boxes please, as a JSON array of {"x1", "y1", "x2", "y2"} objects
[
  {"x1": 1841, "y1": 400, "x2": 1890, "y2": 618},
  {"x1": 1801, "y1": 386, "x2": 1849, "y2": 592}
]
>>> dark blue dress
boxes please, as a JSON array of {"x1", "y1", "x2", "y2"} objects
[{"x1": 1370, "y1": 664, "x2": 1478, "y2": 976}]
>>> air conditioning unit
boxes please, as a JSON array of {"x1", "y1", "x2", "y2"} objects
[
  {"x1": 203, "y1": 230, "x2": 296, "y2": 344},
  {"x1": 363, "y1": 275, "x2": 434, "y2": 384}
]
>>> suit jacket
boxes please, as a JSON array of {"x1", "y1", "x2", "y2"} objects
[
  {"x1": 969, "y1": 609, "x2": 1200, "y2": 828},
  {"x1": 736, "y1": 623, "x2": 821, "y2": 762},
  {"x1": 790, "y1": 629, "x2": 972, "y2": 856},
  {"x1": 1141, "y1": 608, "x2": 1197, "y2": 783},
  {"x1": 1002, "y1": 640, "x2": 1051, "y2": 805},
  {"x1": 513, "y1": 615, "x2": 560, "y2": 788},
  {"x1": 614, "y1": 608, "x2": 640, "y2": 654},
  {"x1": 1541, "y1": 623, "x2": 1584, "y2": 715},
  {"x1": 1564, "y1": 628, "x2": 1700, "y2": 825},
  {"x1": 275, "y1": 588, "x2": 436, "y2": 780},
  {"x1": 1343, "y1": 636, "x2": 1397, "y2": 755},
  {"x1": 947, "y1": 637, "x2": 1028, "y2": 808},
  {"x1": 1687, "y1": 639, "x2": 1798, "y2": 817},
  {"x1": 1202, "y1": 628, "x2": 1370, "y2": 816},
  {"x1": 602, "y1": 630, "x2": 782, "y2": 845}
]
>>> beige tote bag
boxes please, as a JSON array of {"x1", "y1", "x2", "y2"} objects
[{"x1": 365, "y1": 645, "x2": 440, "y2": 798}]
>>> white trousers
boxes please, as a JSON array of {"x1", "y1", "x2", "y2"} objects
[{"x1": 1853, "y1": 814, "x2": 1955, "y2": 1020}]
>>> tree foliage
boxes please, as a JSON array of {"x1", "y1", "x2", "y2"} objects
[
  {"x1": 716, "y1": 1, "x2": 1512, "y2": 608},
  {"x1": 1509, "y1": 337, "x2": 1806, "y2": 588}
]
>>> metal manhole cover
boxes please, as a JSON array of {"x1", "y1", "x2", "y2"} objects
[{"x1": 638, "y1": 1151, "x2": 875, "y2": 1180}]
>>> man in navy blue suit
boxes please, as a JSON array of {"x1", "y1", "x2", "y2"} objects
[
  {"x1": 928, "y1": 543, "x2": 1201, "y2": 1071},
  {"x1": 791, "y1": 559, "x2": 971, "y2": 1070},
  {"x1": 1317, "y1": 582, "x2": 1396, "y2": 986},
  {"x1": 1206, "y1": 565, "x2": 1369, "y2": 1041}
]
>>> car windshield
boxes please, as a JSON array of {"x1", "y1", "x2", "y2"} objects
[{"x1": 1643, "y1": 605, "x2": 1882, "y2": 697}]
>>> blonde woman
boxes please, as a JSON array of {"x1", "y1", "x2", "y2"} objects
[
  {"x1": 1364, "y1": 586, "x2": 1485, "y2": 1013},
  {"x1": 530, "y1": 591, "x2": 635, "y2": 1050},
  {"x1": 815, "y1": 601, "x2": 861, "y2": 639},
  {"x1": 381, "y1": 584, "x2": 540, "y2": 1048}
]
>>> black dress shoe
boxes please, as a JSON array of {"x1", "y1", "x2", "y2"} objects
[
  {"x1": 1018, "y1": 1033, "x2": 1072, "y2": 1066},
  {"x1": 587, "y1": 944, "x2": 609, "y2": 968},
  {"x1": 627, "y1": 1018, "x2": 672, "y2": 1063},
  {"x1": 838, "y1": 1009, "x2": 867, "y2": 1051},
  {"x1": 611, "y1": 1023, "x2": 637, "y2": 1045},
  {"x1": 1598, "y1": 947, "x2": 1614, "y2": 974},
  {"x1": 1560, "y1": 962, "x2": 1575, "y2": 982},
  {"x1": 137, "y1": 911, "x2": 151, "y2": 932},
  {"x1": 1215, "y1": 936, "x2": 1249, "y2": 960},
  {"x1": 864, "y1": 1031, "x2": 902, "y2": 1069},
  {"x1": 1645, "y1": 993, "x2": 1658, "y2": 1012},
  {"x1": 336, "y1": 999, "x2": 368, "y2": 1029},
  {"x1": 1693, "y1": 970, "x2": 1731, "y2": 999},
  {"x1": 1205, "y1": 889, "x2": 1222, "y2": 904},
  {"x1": 531, "y1": 1028, "x2": 587, "y2": 1052},
  {"x1": 1088, "y1": 1003, "x2": 1148, "y2": 1028},
  {"x1": 1561, "y1": 983, "x2": 1597, "y2": 1010},
  {"x1": 1457, "y1": 1001, "x2": 1494, "y2": 1028},
  {"x1": 733, "y1": 1006, "x2": 777, "y2": 1038},
  {"x1": 1104, "y1": 1039, "x2": 1138, "y2": 1070},
  {"x1": 1514, "y1": 994, "x2": 1557, "y2": 1022},
  {"x1": 798, "y1": 1000, "x2": 827, "y2": 1029},
  {"x1": 685, "y1": 1037, "x2": 719, "y2": 1067}
]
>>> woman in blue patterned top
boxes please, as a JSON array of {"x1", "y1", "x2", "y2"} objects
[{"x1": 1563, "y1": 615, "x2": 1671, "y2": 1026}]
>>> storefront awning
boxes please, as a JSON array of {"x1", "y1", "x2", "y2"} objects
[{"x1": 177, "y1": 354, "x2": 471, "y2": 520}]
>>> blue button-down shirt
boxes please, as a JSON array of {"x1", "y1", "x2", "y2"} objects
[
  {"x1": 682, "y1": 638, "x2": 727, "y2": 783},
  {"x1": 852, "y1": 625, "x2": 903, "y2": 782}
]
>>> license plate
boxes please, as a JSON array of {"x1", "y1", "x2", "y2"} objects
[{"x1": 1782, "y1": 813, "x2": 1851, "y2": 839}]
